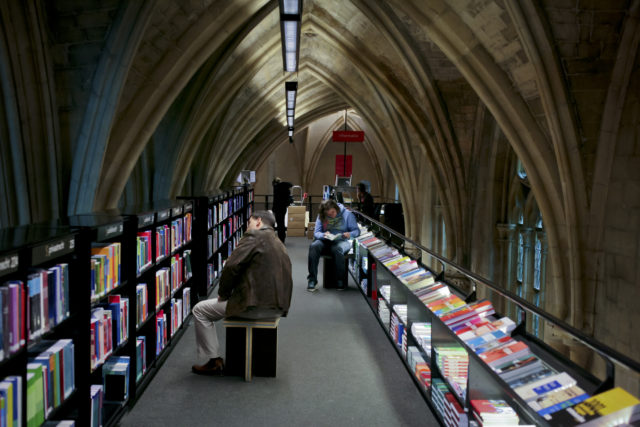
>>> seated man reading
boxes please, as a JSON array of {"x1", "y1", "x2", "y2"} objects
[
  {"x1": 192, "y1": 210, "x2": 293, "y2": 375},
  {"x1": 307, "y1": 199, "x2": 360, "y2": 292}
]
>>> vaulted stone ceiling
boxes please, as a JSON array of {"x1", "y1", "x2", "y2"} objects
[{"x1": 2, "y1": 0, "x2": 639, "y2": 341}]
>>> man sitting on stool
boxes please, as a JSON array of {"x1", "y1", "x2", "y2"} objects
[
  {"x1": 192, "y1": 210, "x2": 293, "y2": 375},
  {"x1": 307, "y1": 199, "x2": 360, "y2": 292}
]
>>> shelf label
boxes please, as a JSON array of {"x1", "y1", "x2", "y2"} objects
[
  {"x1": 172, "y1": 206, "x2": 183, "y2": 217},
  {"x1": 139, "y1": 214, "x2": 154, "y2": 228},
  {"x1": 184, "y1": 202, "x2": 193, "y2": 213},
  {"x1": 98, "y1": 222, "x2": 124, "y2": 241},
  {"x1": 158, "y1": 209, "x2": 170, "y2": 222},
  {"x1": 33, "y1": 236, "x2": 75, "y2": 264},
  {"x1": 0, "y1": 254, "x2": 19, "y2": 275}
]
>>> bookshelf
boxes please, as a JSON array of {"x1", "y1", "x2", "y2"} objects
[
  {"x1": 0, "y1": 224, "x2": 90, "y2": 426},
  {"x1": 350, "y1": 213, "x2": 640, "y2": 426},
  {"x1": 0, "y1": 188, "x2": 254, "y2": 426},
  {"x1": 180, "y1": 185, "x2": 254, "y2": 300},
  {"x1": 111, "y1": 199, "x2": 194, "y2": 408}
]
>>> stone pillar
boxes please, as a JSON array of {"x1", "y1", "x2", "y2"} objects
[
  {"x1": 520, "y1": 227, "x2": 535, "y2": 331},
  {"x1": 495, "y1": 223, "x2": 516, "y2": 317}
]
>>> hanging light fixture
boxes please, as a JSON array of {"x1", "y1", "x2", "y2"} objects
[
  {"x1": 279, "y1": 0, "x2": 303, "y2": 72},
  {"x1": 286, "y1": 81, "x2": 297, "y2": 143}
]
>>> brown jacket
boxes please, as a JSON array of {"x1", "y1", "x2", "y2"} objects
[{"x1": 218, "y1": 225, "x2": 293, "y2": 316}]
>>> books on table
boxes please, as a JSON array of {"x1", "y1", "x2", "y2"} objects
[
  {"x1": 470, "y1": 399, "x2": 520, "y2": 425},
  {"x1": 545, "y1": 387, "x2": 640, "y2": 426}
]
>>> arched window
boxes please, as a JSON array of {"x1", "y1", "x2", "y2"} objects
[
  {"x1": 516, "y1": 212, "x2": 524, "y2": 285},
  {"x1": 534, "y1": 238, "x2": 542, "y2": 291}
]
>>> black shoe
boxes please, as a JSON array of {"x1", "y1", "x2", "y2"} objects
[
  {"x1": 307, "y1": 280, "x2": 318, "y2": 292},
  {"x1": 192, "y1": 357, "x2": 224, "y2": 376}
]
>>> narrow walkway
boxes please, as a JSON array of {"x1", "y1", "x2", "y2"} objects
[{"x1": 118, "y1": 236, "x2": 437, "y2": 427}]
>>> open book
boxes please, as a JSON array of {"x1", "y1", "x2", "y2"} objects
[{"x1": 324, "y1": 232, "x2": 342, "y2": 241}]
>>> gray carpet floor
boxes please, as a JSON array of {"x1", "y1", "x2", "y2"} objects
[{"x1": 117, "y1": 236, "x2": 438, "y2": 427}]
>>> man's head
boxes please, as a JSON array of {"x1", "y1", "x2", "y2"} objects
[
  {"x1": 248, "y1": 210, "x2": 276, "y2": 231},
  {"x1": 319, "y1": 199, "x2": 340, "y2": 221},
  {"x1": 357, "y1": 182, "x2": 366, "y2": 194}
]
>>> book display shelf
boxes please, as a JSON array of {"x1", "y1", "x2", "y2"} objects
[
  {"x1": 0, "y1": 224, "x2": 90, "y2": 426},
  {"x1": 113, "y1": 200, "x2": 194, "y2": 410},
  {"x1": 349, "y1": 212, "x2": 640, "y2": 427},
  {"x1": 182, "y1": 186, "x2": 254, "y2": 300}
]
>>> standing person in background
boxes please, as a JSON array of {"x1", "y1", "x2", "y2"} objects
[
  {"x1": 272, "y1": 177, "x2": 293, "y2": 243},
  {"x1": 356, "y1": 182, "x2": 375, "y2": 218},
  {"x1": 307, "y1": 199, "x2": 360, "y2": 292}
]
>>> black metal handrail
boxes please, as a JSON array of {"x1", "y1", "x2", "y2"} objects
[{"x1": 352, "y1": 209, "x2": 640, "y2": 382}]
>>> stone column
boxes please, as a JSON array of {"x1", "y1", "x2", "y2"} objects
[{"x1": 495, "y1": 223, "x2": 516, "y2": 317}]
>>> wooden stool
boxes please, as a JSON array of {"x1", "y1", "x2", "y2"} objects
[{"x1": 223, "y1": 317, "x2": 280, "y2": 381}]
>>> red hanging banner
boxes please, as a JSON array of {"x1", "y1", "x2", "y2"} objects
[
  {"x1": 335, "y1": 155, "x2": 352, "y2": 176},
  {"x1": 333, "y1": 130, "x2": 364, "y2": 142}
]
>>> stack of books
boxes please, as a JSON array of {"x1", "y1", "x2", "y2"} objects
[
  {"x1": 410, "y1": 322, "x2": 432, "y2": 355},
  {"x1": 407, "y1": 346, "x2": 431, "y2": 390},
  {"x1": 432, "y1": 378, "x2": 468, "y2": 427},
  {"x1": 377, "y1": 299, "x2": 390, "y2": 329},
  {"x1": 434, "y1": 345, "x2": 468, "y2": 400},
  {"x1": 470, "y1": 399, "x2": 520, "y2": 426},
  {"x1": 545, "y1": 387, "x2": 640, "y2": 425}
]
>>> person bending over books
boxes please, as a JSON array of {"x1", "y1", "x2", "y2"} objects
[
  {"x1": 307, "y1": 199, "x2": 360, "y2": 292},
  {"x1": 191, "y1": 210, "x2": 293, "y2": 376}
]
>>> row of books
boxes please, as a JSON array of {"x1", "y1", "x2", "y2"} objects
[
  {"x1": 390, "y1": 305, "x2": 406, "y2": 350},
  {"x1": 0, "y1": 375, "x2": 20, "y2": 427},
  {"x1": 136, "y1": 284, "x2": 148, "y2": 328},
  {"x1": 0, "y1": 281, "x2": 26, "y2": 360},
  {"x1": 90, "y1": 243, "x2": 121, "y2": 302},
  {"x1": 155, "y1": 225, "x2": 171, "y2": 261},
  {"x1": 97, "y1": 295, "x2": 129, "y2": 350},
  {"x1": 208, "y1": 198, "x2": 243, "y2": 229},
  {"x1": 155, "y1": 268, "x2": 170, "y2": 310},
  {"x1": 407, "y1": 346, "x2": 431, "y2": 390},
  {"x1": 26, "y1": 264, "x2": 72, "y2": 343},
  {"x1": 212, "y1": 214, "x2": 244, "y2": 253},
  {"x1": 90, "y1": 307, "x2": 113, "y2": 371},
  {"x1": 90, "y1": 385, "x2": 103, "y2": 427},
  {"x1": 170, "y1": 298, "x2": 183, "y2": 337},
  {"x1": 206, "y1": 263, "x2": 217, "y2": 290},
  {"x1": 156, "y1": 310, "x2": 167, "y2": 356},
  {"x1": 136, "y1": 231, "x2": 152, "y2": 274},
  {"x1": 27, "y1": 339, "x2": 76, "y2": 426}
]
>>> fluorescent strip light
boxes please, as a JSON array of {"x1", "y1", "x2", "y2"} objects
[
  {"x1": 287, "y1": 117, "x2": 294, "y2": 127},
  {"x1": 284, "y1": 21, "x2": 298, "y2": 52},
  {"x1": 288, "y1": 129, "x2": 294, "y2": 137},
  {"x1": 287, "y1": 93, "x2": 296, "y2": 109},
  {"x1": 283, "y1": 0, "x2": 299, "y2": 14},
  {"x1": 287, "y1": 108, "x2": 294, "y2": 116},
  {"x1": 285, "y1": 51, "x2": 297, "y2": 72}
]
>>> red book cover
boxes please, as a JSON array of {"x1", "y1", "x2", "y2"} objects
[{"x1": 480, "y1": 341, "x2": 530, "y2": 367}]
